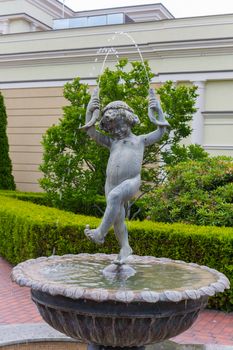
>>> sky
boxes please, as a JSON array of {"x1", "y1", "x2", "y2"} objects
[{"x1": 59, "y1": 0, "x2": 233, "y2": 18}]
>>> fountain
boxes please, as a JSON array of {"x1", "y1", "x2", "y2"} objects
[
  {"x1": 12, "y1": 48, "x2": 229, "y2": 350},
  {"x1": 12, "y1": 253, "x2": 229, "y2": 349}
]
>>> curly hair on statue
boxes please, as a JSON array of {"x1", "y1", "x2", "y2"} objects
[{"x1": 100, "y1": 101, "x2": 140, "y2": 132}]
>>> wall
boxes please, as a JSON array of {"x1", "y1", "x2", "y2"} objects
[
  {"x1": 203, "y1": 81, "x2": 233, "y2": 156},
  {"x1": 3, "y1": 87, "x2": 65, "y2": 191},
  {"x1": 0, "y1": 0, "x2": 74, "y2": 30},
  {"x1": 8, "y1": 19, "x2": 31, "y2": 33}
]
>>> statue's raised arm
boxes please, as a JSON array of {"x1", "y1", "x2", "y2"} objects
[
  {"x1": 80, "y1": 87, "x2": 112, "y2": 149},
  {"x1": 142, "y1": 88, "x2": 170, "y2": 147}
]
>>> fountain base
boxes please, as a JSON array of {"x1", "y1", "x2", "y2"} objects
[
  {"x1": 88, "y1": 345, "x2": 145, "y2": 350},
  {"x1": 31, "y1": 289, "x2": 207, "y2": 347},
  {"x1": 12, "y1": 254, "x2": 230, "y2": 349}
]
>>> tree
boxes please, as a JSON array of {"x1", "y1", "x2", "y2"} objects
[
  {"x1": 40, "y1": 59, "x2": 202, "y2": 213},
  {"x1": 39, "y1": 79, "x2": 106, "y2": 212},
  {"x1": 0, "y1": 92, "x2": 15, "y2": 190}
]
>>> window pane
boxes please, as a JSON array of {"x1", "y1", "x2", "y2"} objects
[
  {"x1": 107, "y1": 13, "x2": 124, "y2": 25},
  {"x1": 53, "y1": 19, "x2": 69, "y2": 29},
  {"x1": 88, "y1": 15, "x2": 107, "y2": 26},
  {"x1": 69, "y1": 17, "x2": 87, "y2": 28}
]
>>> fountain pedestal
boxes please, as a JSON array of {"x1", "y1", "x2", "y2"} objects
[{"x1": 12, "y1": 254, "x2": 229, "y2": 348}]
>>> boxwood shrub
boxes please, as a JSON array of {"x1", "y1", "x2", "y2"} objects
[
  {"x1": 143, "y1": 157, "x2": 233, "y2": 227},
  {"x1": 0, "y1": 190, "x2": 144, "y2": 219},
  {"x1": 0, "y1": 190, "x2": 48, "y2": 206},
  {"x1": 0, "y1": 195, "x2": 232, "y2": 311},
  {"x1": 0, "y1": 190, "x2": 105, "y2": 216}
]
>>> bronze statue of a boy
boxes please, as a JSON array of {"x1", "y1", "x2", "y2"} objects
[{"x1": 82, "y1": 87, "x2": 169, "y2": 264}]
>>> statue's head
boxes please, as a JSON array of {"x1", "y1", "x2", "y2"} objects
[{"x1": 99, "y1": 101, "x2": 140, "y2": 136}]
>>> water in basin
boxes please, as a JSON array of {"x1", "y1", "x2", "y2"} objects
[{"x1": 26, "y1": 255, "x2": 218, "y2": 293}]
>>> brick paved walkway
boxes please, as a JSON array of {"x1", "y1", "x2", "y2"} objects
[
  {"x1": 0, "y1": 256, "x2": 233, "y2": 345},
  {"x1": 0, "y1": 257, "x2": 42, "y2": 324}
]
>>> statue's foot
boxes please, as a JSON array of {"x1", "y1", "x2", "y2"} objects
[
  {"x1": 114, "y1": 245, "x2": 133, "y2": 265},
  {"x1": 84, "y1": 225, "x2": 105, "y2": 244}
]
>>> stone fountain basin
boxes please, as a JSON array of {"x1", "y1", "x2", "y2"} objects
[{"x1": 12, "y1": 254, "x2": 230, "y2": 348}]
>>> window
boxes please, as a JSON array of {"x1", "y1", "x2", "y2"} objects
[{"x1": 53, "y1": 13, "x2": 128, "y2": 30}]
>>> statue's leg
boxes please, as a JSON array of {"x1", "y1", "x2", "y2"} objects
[
  {"x1": 113, "y1": 205, "x2": 132, "y2": 264},
  {"x1": 85, "y1": 175, "x2": 140, "y2": 244}
]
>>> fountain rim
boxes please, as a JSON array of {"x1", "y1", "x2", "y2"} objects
[{"x1": 11, "y1": 253, "x2": 230, "y2": 304}]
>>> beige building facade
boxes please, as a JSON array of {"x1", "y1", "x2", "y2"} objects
[{"x1": 0, "y1": 0, "x2": 233, "y2": 191}]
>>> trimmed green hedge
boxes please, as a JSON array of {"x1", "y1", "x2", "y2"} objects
[
  {"x1": 0, "y1": 190, "x2": 144, "y2": 219},
  {"x1": 0, "y1": 190, "x2": 105, "y2": 216},
  {"x1": 0, "y1": 190, "x2": 48, "y2": 206},
  {"x1": 0, "y1": 195, "x2": 232, "y2": 311}
]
